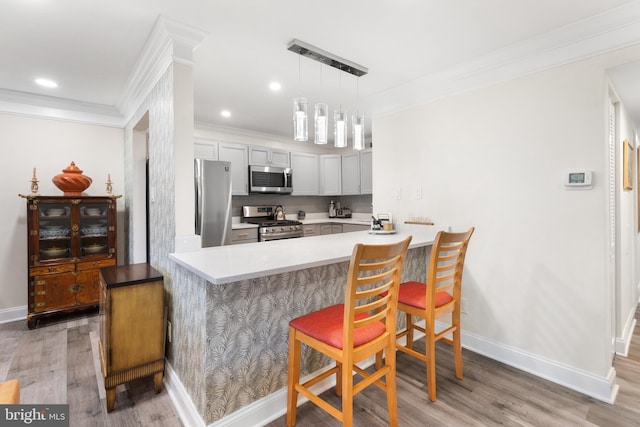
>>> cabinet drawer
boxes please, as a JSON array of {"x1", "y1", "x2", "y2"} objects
[
  {"x1": 231, "y1": 228, "x2": 258, "y2": 244},
  {"x1": 30, "y1": 263, "x2": 75, "y2": 276},
  {"x1": 302, "y1": 224, "x2": 317, "y2": 236},
  {"x1": 77, "y1": 258, "x2": 116, "y2": 271}
]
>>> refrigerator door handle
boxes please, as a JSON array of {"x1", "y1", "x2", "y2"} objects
[{"x1": 221, "y1": 166, "x2": 232, "y2": 245}]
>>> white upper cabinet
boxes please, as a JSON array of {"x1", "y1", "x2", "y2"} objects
[
  {"x1": 360, "y1": 149, "x2": 372, "y2": 194},
  {"x1": 194, "y1": 140, "x2": 218, "y2": 160},
  {"x1": 248, "y1": 146, "x2": 290, "y2": 168},
  {"x1": 341, "y1": 152, "x2": 361, "y2": 195},
  {"x1": 218, "y1": 142, "x2": 249, "y2": 195},
  {"x1": 319, "y1": 154, "x2": 342, "y2": 195},
  {"x1": 290, "y1": 152, "x2": 319, "y2": 195}
]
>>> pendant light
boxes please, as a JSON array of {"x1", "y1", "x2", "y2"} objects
[
  {"x1": 287, "y1": 39, "x2": 368, "y2": 146},
  {"x1": 352, "y1": 77, "x2": 365, "y2": 150},
  {"x1": 334, "y1": 65, "x2": 348, "y2": 148},
  {"x1": 334, "y1": 110, "x2": 347, "y2": 148},
  {"x1": 314, "y1": 65, "x2": 328, "y2": 144},
  {"x1": 293, "y1": 53, "x2": 308, "y2": 141},
  {"x1": 314, "y1": 103, "x2": 328, "y2": 144}
]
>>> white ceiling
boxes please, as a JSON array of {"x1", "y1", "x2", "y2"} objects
[{"x1": 2, "y1": 0, "x2": 640, "y2": 142}]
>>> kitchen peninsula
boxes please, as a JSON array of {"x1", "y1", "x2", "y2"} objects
[{"x1": 168, "y1": 224, "x2": 444, "y2": 424}]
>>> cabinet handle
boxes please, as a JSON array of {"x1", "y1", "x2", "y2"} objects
[{"x1": 237, "y1": 233, "x2": 248, "y2": 237}]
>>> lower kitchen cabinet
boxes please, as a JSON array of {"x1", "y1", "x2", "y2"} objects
[
  {"x1": 99, "y1": 263, "x2": 165, "y2": 412},
  {"x1": 231, "y1": 228, "x2": 258, "y2": 244},
  {"x1": 342, "y1": 224, "x2": 370, "y2": 233},
  {"x1": 320, "y1": 224, "x2": 343, "y2": 235},
  {"x1": 302, "y1": 224, "x2": 318, "y2": 237}
]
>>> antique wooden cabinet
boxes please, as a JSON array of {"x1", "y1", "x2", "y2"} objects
[
  {"x1": 98, "y1": 263, "x2": 165, "y2": 412},
  {"x1": 21, "y1": 195, "x2": 119, "y2": 329}
]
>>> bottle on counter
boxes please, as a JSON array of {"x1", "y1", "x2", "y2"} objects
[{"x1": 329, "y1": 200, "x2": 336, "y2": 218}]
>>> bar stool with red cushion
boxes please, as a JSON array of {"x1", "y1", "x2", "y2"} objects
[
  {"x1": 287, "y1": 236, "x2": 412, "y2": 427},
  {"x1": 396, "y1": 227, "x2": 474, "y2": 402}
]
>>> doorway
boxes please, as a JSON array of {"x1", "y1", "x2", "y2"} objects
[{"x1": 132, "y1": 112, "x2": 149, "y2": 263}]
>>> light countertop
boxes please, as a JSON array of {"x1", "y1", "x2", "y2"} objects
[
  {"x1": 231, "y1": 213, "x2": 371, "y2": 229},
  {"x1": 170, "y1": 224, "x2": 445, "y2": 285}
]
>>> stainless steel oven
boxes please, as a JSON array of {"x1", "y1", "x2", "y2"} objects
[{"x1": 242, "y1": 206, "x2": 302, "y2": 241}]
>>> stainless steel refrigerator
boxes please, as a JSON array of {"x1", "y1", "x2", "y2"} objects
[{"x1": 195, "y1": 159, "x2": 233, "y2": 247}]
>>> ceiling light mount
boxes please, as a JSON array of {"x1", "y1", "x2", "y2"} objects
[{"x1": 287, "y1": 39, "x2": 368, "y2": 77}]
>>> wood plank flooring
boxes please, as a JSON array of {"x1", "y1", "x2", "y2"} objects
[
  {"x1": 0, "y1": 312, "x2": 181, "y2": 427},
  {"x1": 1, "y1": 307, "x2": 638, "y2": 426}
]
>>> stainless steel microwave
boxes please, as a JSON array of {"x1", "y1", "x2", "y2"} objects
[{"x1": 249, "y1": 165, "x2": 293, "y2": 194}]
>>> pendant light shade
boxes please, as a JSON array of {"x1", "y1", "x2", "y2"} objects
[
  {"x1": 352, "y1": 114, "x2": 365, "y2": 150},
  {"x1": 293, "y1": 97, "x2": 308, "y2": 142},
  {"x1": 314, "y1": 103, "x2": 328, "y2": 145},
  {"x1": 334, "y1": 109, "x2": 347, "y2": 148}
]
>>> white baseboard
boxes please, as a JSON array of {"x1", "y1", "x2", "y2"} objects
[
  {"x1": 616, "y1": 312, "x2": 637, "y2": 357},
  {"x1": 0, "y1": 305, "x2": 26, "y2": 324},
  {"x1": 164, "y1": 361, "x2": 206, "y2": 427},
  {"x1": 459, "y1": 326, "x2": 618, "y2": 404}
]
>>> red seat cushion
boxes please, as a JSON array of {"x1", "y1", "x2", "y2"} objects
[
  {"x1": 289, "y1": 304, "x2": 386, "y2": 349},
  {"x1": 398, "y1": 281, "x2": 453, "y2": 310}
]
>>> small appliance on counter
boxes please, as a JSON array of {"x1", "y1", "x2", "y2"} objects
[
  {"x1": 328, "y1": 200, "x2": 336, "y2": 218},
  {"x1": 370, "y1": 213, "x2": 395, "y2": 234},
  {"x1": 335, "y1": 208, "x2": 352, "y2": 218}
]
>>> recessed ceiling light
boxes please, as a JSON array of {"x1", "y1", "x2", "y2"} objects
[
  {"x1": 221, "y1": 110, "x2": 231, "y2": 118},
  {"x1": 35, "y1": 78, "x2": 58, "y2": 88},
  {"x1": 269, "y1": 82, "x2": 281, "y2": 91}
]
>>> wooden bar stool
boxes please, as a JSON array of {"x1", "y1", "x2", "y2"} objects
[
  {"x1": 395, "y1": 227, "x2": 474, "y2": 401},
  {"x1": 287, "y1": 236, "x2": 412, "y2": 427},
  {"x1": 0, "y1": 379, "x2": 20, "y2": 404}
]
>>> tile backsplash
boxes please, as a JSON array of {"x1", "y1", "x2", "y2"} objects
[{"x1": 231, "y1": 194, "x2": 372, "y2": 218}]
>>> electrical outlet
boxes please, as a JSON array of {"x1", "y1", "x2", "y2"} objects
[
  {"x1": 167, "y1": 321, "x2": 172, "y2": 343},
  {"x1": 395, "y1": 188, "x2": 402, "y2": 200},
  {"x1": 461, "y1": 298, "x2": 469, "y2": 314},
  {"x1": 414, "y1": 185, "x2": 422, "y2": 200}
]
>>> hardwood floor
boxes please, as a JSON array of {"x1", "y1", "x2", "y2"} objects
[
  {"x1": 0, "y1": 312, "x2": 181, "y2": 427},
  {"x1": 1, "y1": 308, "x2": 638, "y2": 426}
]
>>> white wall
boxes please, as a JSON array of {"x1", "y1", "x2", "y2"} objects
[
  {"x1": 374, "y1": 55, "x2": 630, "y2": 399},
  {"x1": 0, "y1": 113, "x2": 124, "y2": 317}
]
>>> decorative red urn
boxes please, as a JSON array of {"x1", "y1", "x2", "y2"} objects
[{"x1": 52, "y1": 161, "x2": 92, "y2": 195}]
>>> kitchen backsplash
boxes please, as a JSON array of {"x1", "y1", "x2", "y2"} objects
[{"x1": 231, "y1": 194, "x2": 372, "y2": 218}]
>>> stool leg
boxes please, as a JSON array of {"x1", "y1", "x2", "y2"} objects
[{"x1": 287, "y1": 328, "x2": 300, "y2": 427}]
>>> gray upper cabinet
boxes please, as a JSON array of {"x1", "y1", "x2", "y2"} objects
[
  {"x1": 341, "y1": 152, "x2": 361, "y2": 195},
  {"x1": 360, "y1": 149, "x2": 372, "y2": 194},
  {"x1": 218, "y1": 142, "x2": 249, "y2": 195},
  {"x1": 194, "y1": 140, "x2": 218, "y2": 160},
  {"x1": 319, "y1": 154, "x2": 342, "y2": 195},
  {"x1": 249, "y1": 146, "x2": 290, "y2": 168},
  {"x1": 290, "y1": 152, "x2": 319, "y2": 195}
]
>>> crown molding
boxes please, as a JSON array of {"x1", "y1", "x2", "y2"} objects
[
  {"x1": 369, "y1": 1, "x2": 640, "y2": 117},
  {"x1": 0, "y1": 15, "x2": 207, "y2": 128},
  {"x1": 0, "y1": 88, "x2": 123, "y2": 127},
  {"x1": 117, "y1": 15, "x2": 208, "y2": 125}
]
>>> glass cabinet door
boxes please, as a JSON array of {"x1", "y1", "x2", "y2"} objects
[
  {"x1": 37, "y1": 201, "x2": 72, "y2": 262},
  {"x1": 78, "y1": 201, "x2": 109, "y2": 259}
]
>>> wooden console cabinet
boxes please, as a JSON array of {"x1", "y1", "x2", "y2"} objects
[
  {"x1": 98, "y1": 263, "x2": 165, "y2": 412},
  {"x1": 21, "y1": 195, "x2": 119, "y2": 329}
]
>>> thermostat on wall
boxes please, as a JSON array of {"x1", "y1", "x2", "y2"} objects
[{"x1": 565, "y1": 171, "x2": 592, "y2": 189}]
